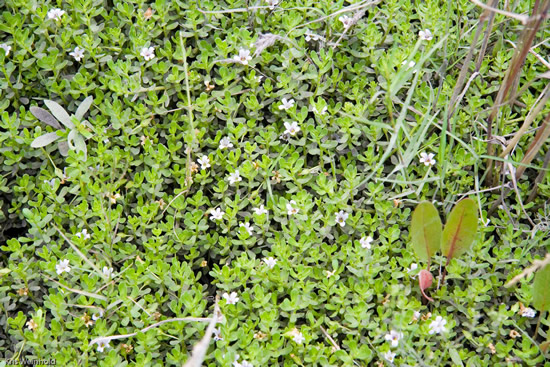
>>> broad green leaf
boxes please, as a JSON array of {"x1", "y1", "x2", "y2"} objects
[
  {"x1": 533, "y1": 263, "x2": 550, "y2": 311},
  {"x1": 44, "y1": 99, "x2": 74, "y2": 129},
  {"x1": 441, "y1": 198, "x2": 478, "y2": 260},
  {"x1": 75, "y1": 95, "x2": 93, "y2": 120},
  {"x1": 73, "y1": 133, "x2": 87, "y2": 160},
  {"x1": 0, "y1": 268, "x2": 11, "y2": 278},
  {"x1": 30, "y1": 106, "x2": 62, "y2": 129},
  {"x1": 31, "y1": 132, "x2": 60, "y2": 148},
  {"x1": 410, "y1": 201, "x2": 441, "y2": 263}
]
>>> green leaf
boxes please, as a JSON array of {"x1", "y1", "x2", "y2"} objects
[
  {"x1": 533, "y1": 263, "x2": 550, "y2": 312},
  {"x1": 441, "y1": 198, "x2": 478, "y2": 261},
  {"x1": 31, "y1": 132, "x2": 60, "y2": 148},
  {"x1": 44, "y1": 100, "x2": 74, "y2": 129},
  {"x1": 30, "y1": 106, "x2": 62, "y2": 129},
  {"x1": 448, "y1": 348, "x2": 463, "y2": 367},
  {"x1": 58, "y1": 141, "x2": 69, "y2": 156},
  {"x1": 0, "y1": 268, "x2": 11, "y2": 278},
  {"x1": 410, "y1": 201, "x2": 442, "y2": 263},
  {"x1": 75, "y1": 95, "x2": 93, "y2": 120}
]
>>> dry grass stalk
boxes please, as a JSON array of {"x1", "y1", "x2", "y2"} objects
[{"x1": 505, "y1": 253, "x2": 550, "y2": 287}]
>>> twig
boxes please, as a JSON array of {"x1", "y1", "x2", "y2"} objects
[
  {"x1": 505, "y1": 253, "x2": 550, "y2": 287},
  {"x1": 469, "y1": 0, "x2": 529, "y2": 24}
]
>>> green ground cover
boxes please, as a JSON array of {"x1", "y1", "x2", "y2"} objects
[{"x1": 1, "y1": 0, "x2": 550, "y2": 366}]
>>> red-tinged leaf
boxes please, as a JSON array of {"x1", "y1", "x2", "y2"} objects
[
  {"x1": 441, "y1": 198, "x2": 478, "y2": 261},
  {"x1": 410, "y1": 201, "x2": 442, "y2": 264},
  {"x1": 418, "y1": 269, "x2": 434, "y2": 302},
  {"x1": 533, "y1": 263, "x2": 550, "y2": 312}
]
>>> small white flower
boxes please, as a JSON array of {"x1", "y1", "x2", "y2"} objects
[
  {"x1": 253, "y1": 205, "x2": 268, "y2": 215},
  {"x1": 240, "y1": 362, "x2": 253, "y2": 367},
  {"x1": 283, "y1": 121, "x2": 300, "y2": 136},
  {"x1": 47, "y1": 8, "x2": 65, "y2": 21},
  {"x1": 263, "y1": 257, "x2": 278, "y2": 269},
  {"x1": 287, "y1": 200, "x2": 299, "y2": 215},
  {"x1": 239, "y1": 222, "x2": 254, "y2": 235},
  {"x1": 44, "y1": 179, "x2": 55, "y2": 188},
  {"x1": 255, "y1": 75, "x2": 264, "y2": 83},
  {"x1": 402, "y1": 60, "x2": 416, "y2": 69},
  {"x1": 56, "y1": 259, "x2": 71, "y2": 275},
  {"x1": 96, "y1": 339, "x2": 110, "y2": 352},
  {"x1": 335, "y1": 210, "x2": 349, "y2": 227},
  {"x1": 293, "y1": 331, "x2": 305, "y2": 344},
  {"x1": 213, "y1": 328, "x2": 223, "y2": 341},
  {"x1": 197, "y1": 155, "x2": 210, "y2": 170},
  {"x1": 210, "y1": 208, "x2": 224, "y2": 221},
  {"x1": 305, "y1": 30, "x2": 320, "y2": 42},
  {"x1": 428, "y1": 316, "x2": 448, "y2": 334},
  {"x1": 140, "y1": 46, "x2": 155, "y2": 61},
  {"x1": 419, "y1": 152, "x2": 436, "y2": 166},
  {"x1": 408, "y1": 263, "x2": 418, "y2": 278},
  {"x1": 223, "y1": 291, "x2": 239, "y2": 305},
  {"x1": 265, "y1": 0, "x2": 279, "y2": 9},
  {"x1": 278, "y1": 98, "x2": 295, "y2": 110},
  {"x1": 338, "y1": 15, "x2": 353, "y2": 28},
  {"x1": 76, "y1": 228, "x2": 91, "y2": 240},
  {"x1": 219, "y1": 136, "x2": 234, "y2": 150},
  {"x1": 228, "y1": 170, "x2": 242, "y2": 185},
  {"x1": 413, "y1": 311, "x2": 421, "y2": 320},
  {"x1": 233, "y1": 48, "x2": 252, "y2": 65},
  {"x1": 92, "y1": 310, "x2": 104, "y2": 321},
  {"x1": 102, "y1": 266, "x2": 113, "y2": 278},
  {"x1": 384, "y1": 330, "x2": 403, "y2": 347},
  {"x1": 69, "y1": 46, "x2": 85, "y2": 61},
  {"x1": 360, "y1": 236, "x2": 373, "y2": 249},
  {"x1": 521, "y1": 307, "x2": 537, "y2": 318},
  {"x1": 312, "y1": 105, "x2": 328, "y2": 115},
  {"x1": 325, "y1": 269, "x2": 336, "y2": 278},
  {"x1": 419, "y1": 29, "x2": 433, "y2": 41},
  {"x1": 383, "y1": 351, "x2": 396, "y2": 363},
  {"x1": 0, "y1": 43, "x2": 11, "y2": 56}
]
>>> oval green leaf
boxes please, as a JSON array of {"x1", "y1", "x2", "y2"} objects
[
  {"x1": 75, "y1": 95, "x2": 93, "y2": 121},
  {"x1": 441, "y1": 198, "x2": 478, "y2": 260},
  {"x1": 410, "y1": 201, "x2": 442, "y2": 263},
  {"x1": 534, "y1": 263, "x2": 550, "y2": 312}
]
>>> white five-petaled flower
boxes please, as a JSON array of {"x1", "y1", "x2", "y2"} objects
[
  {"x1": 383, "y1": 351, "x2": 396, "y2": 363},
  {"x1": 278, "y1": 98, "x2": 295, "y2": 110},
  {"x1": 293, "y1": 331, "x2": 305, "y2": 344},
  {"x1": 213, "y1": 328, "x2": 223, "y2": 341},
  {"x1": 96, "y1": 338, "x2": 110, "y2": 352},
  {"x1": 402, "y1": 60, "x2": 416, "y2": 69},
  {"x1": 210, "y1": 208, "x2": 224, "y2": 221},
  {"x1": 265, "y1": 0, "x2": 279, "y2": 9},
  {"x1": 76, "y1": 228, "x2": 91, "y2": 240},
  {"x1": 521, "y1": 307, "x2": 537, "y2": 318},
  {"x1": 283, "y1": 121, "x2": 300, "y2": 136},
  {"x1": 419, "y1": 152, "x2": 436, "y2": 166},
  {"x1": 263, "y1": 257, "x2": 277, "y2": 269},
  {"x1": 102, "y1": 266, "x2": 113, "y2": 278},
  {"x1": 335, "y1": 210, "x2": 349, "y2": 227},
  {"x1": 239, "y1": 222, "x2": 254, "y2": 235},
  {"x1": 384, "y1": 330, "x2": 403, "y2": 347},
  {"x1": 428, "y1": 316, "x2": 448, "y2": 334},
  {"x1": 360, "y1": 236, "x2": 373, "y2": 249},
  {"x1": 253, "y1": 205, "x2": 268, "y2": 215},
  {"x1": 287, "y1": 200, "x2": 299, "y2": 215},
  {"x1": 197, "y1": 156, "x2": 210, "y2": 170},
  {"x1": 56, "y1": 259, "x2": 71, "y2": 275},
  {"x1": 219, "y1": 136, "x2": 234, "y2": 150},
  {"x1": 338, "y1": 15, "x2": 353, "y2": 28},
  {"x1": 233, "y1": 48, "x2": 252, "y2": 65},
  {"x1": 228, "y1": 170, "x2": 242, "y2": 185},
  {"x1": 419, "y1": 29, "x2": 433, "y2": 41},
  {"x1": 47, "y1": 8, "x2": 65, "y2": 21},
  {"x1": 69, "y1": 46, "x2": 85, "y2": 61},
  {"x1": 222, "y1": 291, "x2": 239, "y2": 305},
  {"x1": 140, "y1": 46, "x2": 155, "y2": 61},
  {"x1": 92, "y1": 310, "x2": 104, "y2": 321},
  {"x1": 0, "y1": 43, "x2": 11, "y2": 56}
]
